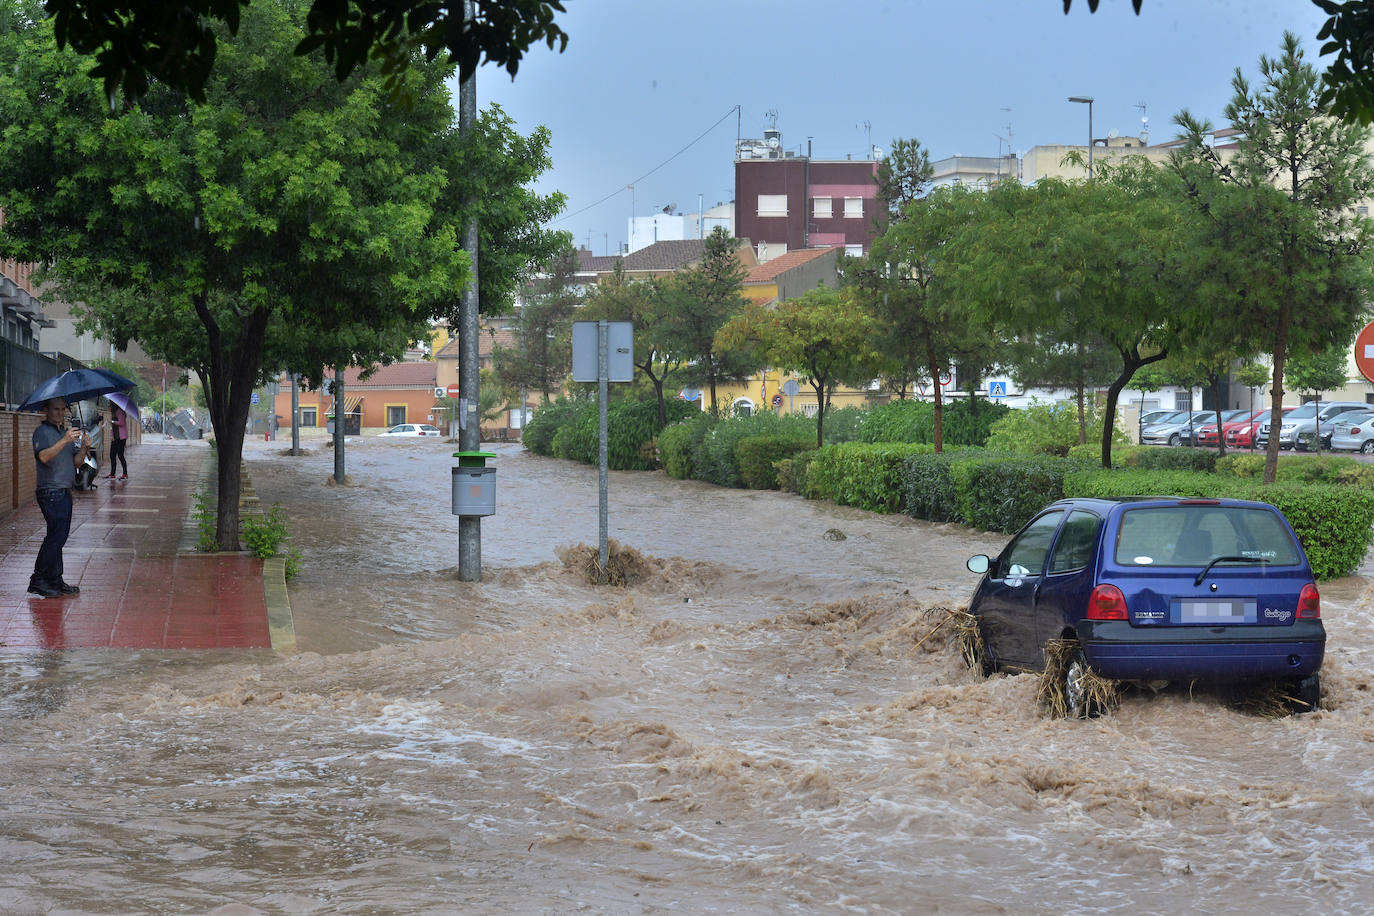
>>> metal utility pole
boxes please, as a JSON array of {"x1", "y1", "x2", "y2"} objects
[
  {"x1": 458, "y1": 33, "x2": 482, "y2": 582},
  {"x1": 332, "y1": 369, "x2": 345, "y2": 483},
  {"x1": 290, "y1": 373, "x2": 300, "y2": 455}
]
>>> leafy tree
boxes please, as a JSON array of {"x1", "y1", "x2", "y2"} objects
[
  {"x1": 873, "y1": 137, "x2": 934, "y2": 225},
  {"x1": 1287, "y1": 343, "x2": 1353, "y2": 450},
  {"x1": 715, "y1": 286, "x2": 878, "y2": 448},
  {"x1": 663, "y1": 226, "x2": 753, "y2": 413},
  {"x1": 944, "y1": 161, "x2": 1194, "y2": 468},
  {"x1": 0, "y1": 3, "x2": 555, "y2": 548},
  {"x1": 45, "y1": 0, "x2": 569, "y2": 102},
  {"x1": 853, "y1": 180, "x2": 984, "y2": 452},
  {"x1": 492, "y1": 244, "x2": 581, "y2": 408},
  {"x1": 1172, "y1": 32, "x2": 1374, "y2": 482},
  {"x1": 579, "y1": 264, "x2": 689, "y2": 428},
  {"x1": 1003, "y1": 334, "x2": 1119, "y2": 445}
]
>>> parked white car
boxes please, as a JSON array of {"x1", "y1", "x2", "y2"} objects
[
  {"x1": 380, "y1": 423, "x2": 442, "y2": 437},
  {"x1": 1328, "y1": 410, "x2": 1374, "y2": 454}
]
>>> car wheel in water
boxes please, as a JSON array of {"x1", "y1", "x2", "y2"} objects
[
  {"x1": 1062, "y1": 647, "x2": 1099, "y2": 719},
  {"x1": 1362, "y1": 440, "x2": 1374, "y2": 455},
  {"x1": 1168, "y1": 433, "x2": 1180, "y2": 447},
  {"x1": 1285, "y1": 673, "x2": 1321, "y2": 714}
]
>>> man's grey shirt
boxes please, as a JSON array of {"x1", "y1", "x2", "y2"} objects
[{"x1": 33, "y1": 421, "x2": 75, "y2": 489}]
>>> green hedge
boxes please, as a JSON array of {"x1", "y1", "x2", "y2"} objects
[
  {"x1": 736, "y1": 436, "x2": 814, "y2": 489},
  {"x1": 804, "y1": 442, "x2": 933, "y2": 512},
  {"x1": 900, "y1": 449, "x2": 987, "y2": 523},
  {"x1": 951, "y1": 455, "x2": 1093, "y2": 534},
  {"x1": 1064, "y1": 469, "x2": 1374, "y2": 580},
  {"x1": 776, "y1": 451, "x2": 818, "y2": 495},
  {"x1": 532, "y1": 397, "x2": 696, "y2": 470},
  {"x1": 695, "y1": 411, "x2": 815, "y2": 488},
  {"x1": 1096, "y1": 445, "x2": 1220, "y2": 473},
  {"x1": 1215, "y1": 452, "x2": 1374, "y2": 485},
  {"x1": 523, "y1": 398, "x2": 593, "y2": 456},
  {"x1": 659, "y1": 413, "x2": 715, "y2": 480},
  {"x1": 857, "y1": 398, "x2": 1009, "y2": 447}
]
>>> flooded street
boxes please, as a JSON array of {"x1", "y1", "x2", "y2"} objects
[{"x1": 4, "y1": 437, "x2": 1374, "y2": 913}]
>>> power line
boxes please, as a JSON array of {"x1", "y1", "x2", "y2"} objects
[{"x1": 554, "y1": 105, "x2": 740, "y2": 224}]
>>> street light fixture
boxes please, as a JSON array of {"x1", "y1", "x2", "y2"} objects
[{"x1": 1068, "y1": 96, "x2": 1094, "y2": 180}]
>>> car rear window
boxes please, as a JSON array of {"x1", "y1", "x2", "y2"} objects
[{"x1": 1113, "y1": 505, "x2": 1300, "y2": 568}]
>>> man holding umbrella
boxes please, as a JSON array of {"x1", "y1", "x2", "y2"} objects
[
  {"x1": 19, "y1": 366, "x2": 135, "y2": 599},
  {"x1": 29, "y1": 397, "x2": 92, "y2": 598}
]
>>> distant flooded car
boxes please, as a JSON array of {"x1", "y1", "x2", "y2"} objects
[{"x1": 965, "y1": 497, "x2": 1323, "y2": 717}]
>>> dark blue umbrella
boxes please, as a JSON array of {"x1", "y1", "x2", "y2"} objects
[{"x1": 18, "y1": 368, "x2": 136, "y2": 411}]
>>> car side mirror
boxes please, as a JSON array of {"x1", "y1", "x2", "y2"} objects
[{"x1": 966, "y1": 555, "x2": 990, "y2": 574}]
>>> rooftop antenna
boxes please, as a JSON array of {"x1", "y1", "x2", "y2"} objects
[
  {"x1": 1135, "y1": 101, "x2": 1149, "y2": 144},
  {"x1": 859, "y1": 119, "x2": 872, "y2": 159}
]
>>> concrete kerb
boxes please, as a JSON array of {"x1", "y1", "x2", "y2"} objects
[{"x1": 185, "y1": 448, "x2": 296, "y2": 653}]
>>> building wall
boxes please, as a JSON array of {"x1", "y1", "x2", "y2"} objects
[
  {"x1": 271, "y1": 386, "x2": 443, "y2": 433},
  {"x1": 0, "y1": 410, "x2": 42, "y2": 518},
  {"x1": 735, "y1": 157, "x2": 879, "y2": 261}
]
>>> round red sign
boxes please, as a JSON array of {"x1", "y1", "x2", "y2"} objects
[
  {"x1": 1356, "y1": 321, "x2": 1374, "y2": 385},
  {"x1": 445, "y1": 384, "x2": 461, "y2": 398}
]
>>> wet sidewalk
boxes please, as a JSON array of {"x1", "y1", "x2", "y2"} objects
[{"x1": 0, "y1": 438, "x2": 288, "y2": 651}]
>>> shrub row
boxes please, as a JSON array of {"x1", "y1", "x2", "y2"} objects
[
  {"x1": 896, "y1": 451, "x2": 1094, "y2": 533},
  {"x1": 804, "y1": 443, "x2": 933, "y2": 512},
  {"x1": 1068, "y1": 444, "x2": 1220, "y2": 473},
  {"x1": 524, "y1": 396, "x2": 696, "y2": 470},
  {"x1": 1064, "y1": 469, "x2": 1374, "y2": 580},
  {"x1": 856, "y1": 398, "x2": 1010, "y2": 447}
]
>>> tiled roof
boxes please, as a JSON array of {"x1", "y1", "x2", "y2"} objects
[
  {"x1": 577, "y1": 249, "x2": 620, "y2": 273},
  {"x1": 620, "y1": 239, "x2": 709, "y2": 271},
  {"x1": 342, "y1": 362, "x2": 436, "y2": 387},
  {"x1": 745, "y1": 247, "x2": 838, "y2": 284},
  {"x1": 434, "y1": 321, "x2": 518, "y2": 359}
]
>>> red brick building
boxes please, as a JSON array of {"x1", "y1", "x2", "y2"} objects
[{"x1": 734, "y1": 128, "x2": 879, "y2": 262}]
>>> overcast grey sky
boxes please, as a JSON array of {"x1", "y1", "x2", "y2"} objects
[{"x1": 468, "y1": 0, "x2": 1331, "y2": 256}]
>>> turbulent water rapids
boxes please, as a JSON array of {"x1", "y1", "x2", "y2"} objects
[{"x1": 3, "y1": 437, "x2": 1374, "y2": 914}]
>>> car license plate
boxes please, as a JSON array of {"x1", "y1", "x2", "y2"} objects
[{"x1": 1175, "y1": 598, "x2": 1257, "y2": 624}]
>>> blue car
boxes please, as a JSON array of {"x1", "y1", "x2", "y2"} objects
[{"x1": 965, "y1": 497, "x2": 1324, "y2": 716}]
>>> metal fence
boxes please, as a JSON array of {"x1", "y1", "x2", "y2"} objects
[{"x1": 0, "y1": 339, "x2": 83, "y2": 410}]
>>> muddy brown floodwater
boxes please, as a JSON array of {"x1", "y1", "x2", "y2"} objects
[{"x1": 4, "y1": 437, "x2": 1374, "y2": 914}]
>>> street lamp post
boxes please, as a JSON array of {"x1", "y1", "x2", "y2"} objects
[{"x1": 1068, "y1": 96, "x2": 1094, "y2": 180}]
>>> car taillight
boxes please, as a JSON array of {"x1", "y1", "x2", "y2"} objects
[
  {"x1": 1351, "y1": 426, "x2": 1362, "y2": 435},
  {"x1": 1087, "y1": 584, "x2": 1129, "y2": 620},
  {"x1": 1297, "y1": 583, "x2": 1321, "y2": 619}
]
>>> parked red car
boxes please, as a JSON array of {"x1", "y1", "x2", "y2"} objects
[
  {"x1": 1193, "y1": 409, "x2": 1251, "y2": 446},
  {"x1": 1225, "y1": 407, "x2": 1293, "y2": 448}
]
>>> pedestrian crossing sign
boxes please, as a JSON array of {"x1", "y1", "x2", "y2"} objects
[{"x1": 989, "y1": 381, "x2": 1007, "y2": 398}]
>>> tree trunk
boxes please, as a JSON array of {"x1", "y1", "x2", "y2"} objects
[
  {"x1": 1263, "y1": 297, "x2": 1291, "y2": 485},
  {"x1": 1103, "y1": 348, "x2": 1166, "y2": 468},
  {"x1": 193, "y1": 291, "x2": 268, "y2": 552},
  {"x1": 807, "y1": 378, "x2": 825, "y2": 448},
  {"x1": 926, "y1": 340, "x2": 943, "y2": 453}
]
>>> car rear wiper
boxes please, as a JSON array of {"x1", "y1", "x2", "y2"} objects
[{"x1": 1194, "y1": 555, "x2": 1268, "y2": 586}]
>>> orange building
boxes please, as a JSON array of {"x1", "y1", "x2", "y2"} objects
[{"x1": 272, "y1": 362, "x2": 441, "y2": 435}]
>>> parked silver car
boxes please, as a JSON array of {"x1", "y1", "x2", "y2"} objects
[
  {"x1": 1261, "y1": 401, "x2": 1368, "y2": 450},
  {"x1": 1140, "y1": 410, "x2": 1213, "y2": 447},
  {"x1": 1328, "y1": 410, "x2": 1374, "y2": 453}
]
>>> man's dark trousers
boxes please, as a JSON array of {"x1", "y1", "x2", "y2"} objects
[{"x1": 31, "y1": 488, "x2": 72, "y2": 589}]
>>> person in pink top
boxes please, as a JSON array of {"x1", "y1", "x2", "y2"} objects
[{"x1": 107, "y1": 403, "x2": 129, "y2": 480}]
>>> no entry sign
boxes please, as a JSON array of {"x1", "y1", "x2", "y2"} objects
[{"x1": 1356, "y1": 321, "x2": 1374, "y2": 384}]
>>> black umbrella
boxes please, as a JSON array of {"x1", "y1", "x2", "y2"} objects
[{"x1": 18, "y1": 368, "x2": 136, "y2": 411}]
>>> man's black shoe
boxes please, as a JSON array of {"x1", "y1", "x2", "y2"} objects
[
  {"x1": 27, "y1": 582, "x2": 62, "y2": 598},
  {"x1": 57, "y1": 581, "x2": 80, "y2": 595}
]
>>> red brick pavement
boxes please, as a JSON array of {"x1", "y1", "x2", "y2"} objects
[{"x1": 0, "y1": 439, "x2": 273, "y2": 650}]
